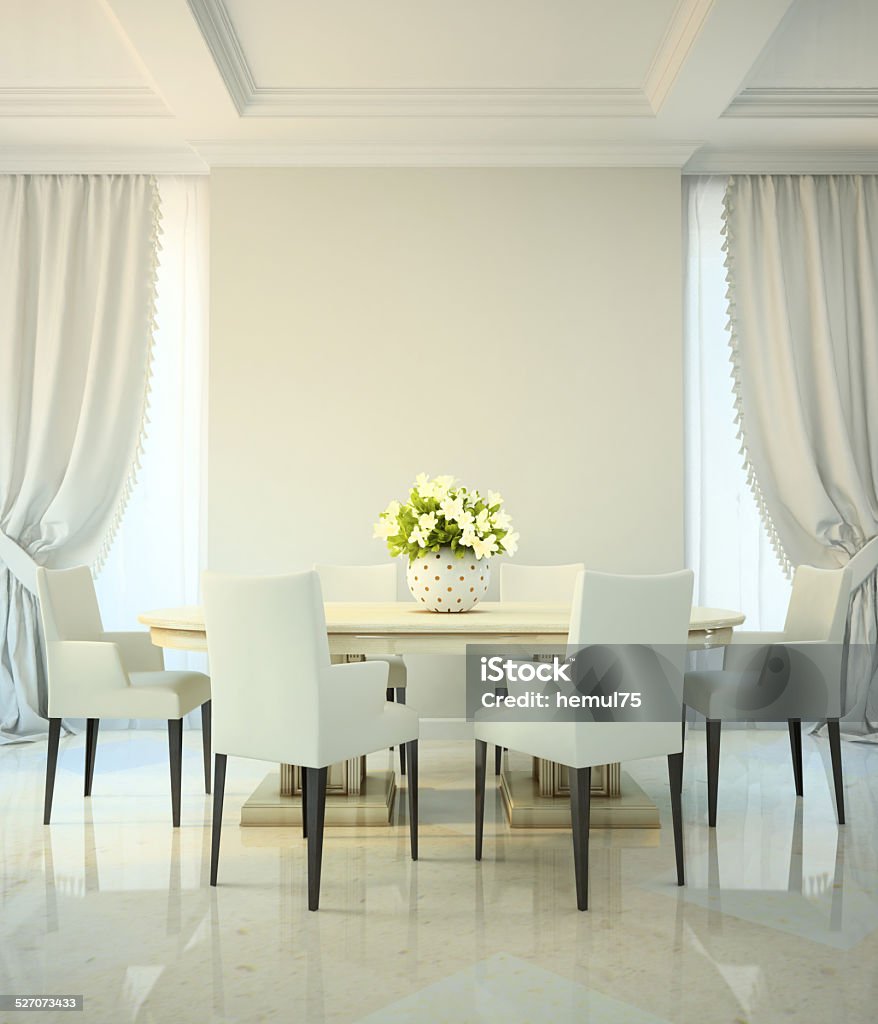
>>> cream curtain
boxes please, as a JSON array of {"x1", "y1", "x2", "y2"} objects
[
  {"x1": 724, "y1": 174, "x2": 878, "y2": 734},
  {"x1": 0, "y1": 174, "x2": 160, "y2": 740}
]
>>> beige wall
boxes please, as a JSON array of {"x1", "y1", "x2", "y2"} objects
[{"x1": 209, "y1": 167, "x2": 683, "y2": 723}]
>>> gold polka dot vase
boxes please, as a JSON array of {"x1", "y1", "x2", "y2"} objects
[{"x1": 406, "y1": 546, "x2": 491, "y2": 612}]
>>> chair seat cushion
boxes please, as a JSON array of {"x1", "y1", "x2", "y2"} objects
[
  {"x1": 317, "y1": 700, "x2": 418, "y2": 767},
  {"x1": 54, "y1": 671, "x2": 211, "y2": 720}
]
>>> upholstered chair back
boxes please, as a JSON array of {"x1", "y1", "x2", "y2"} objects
[
  {"x1": 783, "y1": 565, "x2": 851, "y2": 642},
  {"x1": 499, "y1": 563, "x2": 585, "y2": 603},
  {"x1": 37, "y1": 566, "x2": 103, "y2": 642},
  {"x1": 202, "y1": 570, "x2": 331, "y2": 765}
]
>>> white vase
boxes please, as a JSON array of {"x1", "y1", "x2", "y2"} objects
[{"x1": 406, "y1": 546, "x2": 491, "y2": 612}]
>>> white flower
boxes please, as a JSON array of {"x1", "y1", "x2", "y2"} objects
[
  {"x1": 468, "y1": 489, "x2": 481, "y2": 505},
  {"x1": 440, "y1": 495, "x2": 465, "y2": 522},
  {"x1": 414, "y1": 473, "x2": 436, "y2": 498},
  {"x1": 500, "y1": 530, "x2": 519, "y2": 556},
  {"x1": 460, "y1": 526, "x2": 477, "y2": 548},
  {"x1": 492, "y1": 509, "x2": 512, "y2": 532},
  {"x1": 432, "y1": 475, "x2": 455, "y2": 496},
  {"x1": 384, "y1": 499, "x2": 401, "y2": 519},
  {"x1": 472, "y1": 533, "x2": 499, "y2": 559},
  {"x1": 486, "y1": 490, "x2": 503, "y2": 508},
  {"x1": 456, "y1": 509, "x2": 475, "y2": 530},
  {"x1": 418, "y1": 511, "x2": 437, "y2": 532},
  {"x1": 373, "y1": 518, "x2": 396, "y2": 540},
  {"x1": 409, "y1": 526, "x2": 429, "y2": 548},
  {"x1": 475, "y1": 509, "x2": 492, "y2": 534}
]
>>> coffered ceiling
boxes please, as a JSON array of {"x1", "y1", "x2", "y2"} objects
[{"x1": 1, "y1": 0, "x2": 876, "y2": 172}]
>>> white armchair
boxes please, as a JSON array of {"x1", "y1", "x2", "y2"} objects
[
  {"x1": 202, "y1": 570, "x2": 419, "y2": 911},
  {"x1": 315, "y1": 563, "x2": 409, "y2": 775},
  {"x1": 683, "y1": 564, "x2": 852, "y2": 826},
  {"x1": 38, "y1": 566, "x2": 212, "y2": 827},
  {"x1": 476, "y1": 569, "x2": 694, "y2": 910}
]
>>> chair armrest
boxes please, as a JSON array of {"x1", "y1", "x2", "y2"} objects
[
  {"x1": 319, "y1": 660, "x2": 388, "y2": 719},
  {"x1": 103, "y1": 631, "x2": 164, "y2": 672},
  {"x1": 47, "y1": 641, "x2": 130, "y2": 698}
]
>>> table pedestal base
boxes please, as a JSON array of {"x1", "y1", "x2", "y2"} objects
[
  {"x1": 240, "y1": 770, "x2": 396, "y2": 827},
  {"x1": 499, "y1": 768, "x2": 660, "y2": 828}
]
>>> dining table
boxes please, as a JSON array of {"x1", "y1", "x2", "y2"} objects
[{"x1": 139, "y1": 602, "x2": 745, "y2": 829}]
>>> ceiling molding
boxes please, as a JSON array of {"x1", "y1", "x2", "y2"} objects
[
  {"x1": 193, "y1": 139, "x2": 701, "y2": 168},
  {"x1": 0, "y1": 146, "x2": 209, "y2": 174},
  {"x1": 0, "y1": 86, "x2": 169, "y2": 118},
  {"x1": 684, "y1": 147, "x2": 878, "y2": 173},
  {"x1": 724, "y1": 88, "x2": 878, "y2": 119},
  {"x1": 186, "y1": 0, "x2": 654, "y2": 118},
  {"x1": 643, "y1": 0, "x2": 716, "y2": 113}
]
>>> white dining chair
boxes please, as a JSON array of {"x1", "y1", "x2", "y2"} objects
[
  {"x1": 494, "y1": 562, "x2": 585, "y2": 774},
  {"x1": 203, "y1": 570, "x2": 419, "y2": 911},
  {"x1": 684, "y1": 563, "x2": 851, "y2": 826},
  {"x1": 476, "y1": 569, "x2": 694, "y2": 910},
  {"x1": 38, "y1": 566, "x2": 212, "y2": 827},
  {"x1": 315, "y1": 563, "x2": 408, "y2": 774}
]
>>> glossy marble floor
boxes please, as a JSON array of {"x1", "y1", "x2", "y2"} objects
[{"x1": 1, "y1": 728, "x2": 877, "y2": 1023}]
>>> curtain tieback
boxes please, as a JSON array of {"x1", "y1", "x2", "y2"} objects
[{"x1": 0, "y1": 528, "x2": 39, "y2": 595}]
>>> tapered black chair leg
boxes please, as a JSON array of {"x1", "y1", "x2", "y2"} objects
[
  {"x1": 827, "y1": 719, "x2": 845, "y2": 825},
  {"x1": 210, "y1": 753, "x2": 227, "y2": 886},
  {"x1": 681, "y1": 703, "x2": 687, "y2": 758},
  {"x1": 202, "y1": 701, "x2": 212, "y2": 794},
  {"x1": 788, "y1": 718, "x2": 803, "y2": 797},
  {"x1": 494, "y1": 745, "x2": 502, "y2": 776},
  {"x1": 306, "y1": 767, "x2": 328, "y2": 910},
  {"x1": 168, "y1": 718, "x2": 183, "y2": 827},
  {"x1": 475, "y1": 740, "x2": 487, "y2": 861},
  {"x1": 301, "y1": 767, "x2": 308, "y2": 839},
  {"x1": 668, "y1": 752, "x2": 685, "y2": 885},
  {"x1": 397, "y1": 688, "x2": 407, "y2": 776},
  {"x1": 387, "y1": 688, "x2": 395, "y2": 755},
  {"x1": 44, "y1": 718, "x2": 62, "y2": 825},
  {"x1": 84, "y1": 719, "x2": 99, "y2": 796},
  {"x1": 406, "y1": 739, "x2": 418, "y2": 860},
  {"x1": 706, "y1": 718, "x2": 721, "y2": 828},
  {"x1": 569, "y1": 766, "x2": 591, "y2": 911}
]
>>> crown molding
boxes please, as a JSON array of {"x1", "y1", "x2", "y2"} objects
[
  {"x1": 186, "y1": 0, "x2": 654, "y2": 118},
  {"x1": 684, "y1": 147, "x2": 878, "y2": 173},
  {"x1": 194, "y1": 140, "x2": 701, "y2": 168},
  {"x1": 724, "y1": 88, "x2": 878, "y2": 119},
  {"x1": 643, "y1": 0, "x2": 716, "y2": 113},
  {"x1": 0, "y1": 86, "x2": 169, "y2": 118},
  {"x1": 0, "y1": 146, "x2": 209, "y2": 174}
]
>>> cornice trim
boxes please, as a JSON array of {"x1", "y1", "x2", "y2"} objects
[
  {"x1": 0, "y1": 86, "x2": 169, "y2": 118},
  {"x1": 643, "y1": 0, "x2": 716, "y2": 113},
  {"x1": 684, "y1": 147, "x2": 878, "y2": 173},
  {"x1": 0, "y1": 146, "x2": 209, "y2": 174},
  {"x1": 724, "y1": 88, "x2": 878, "y2": 119}
]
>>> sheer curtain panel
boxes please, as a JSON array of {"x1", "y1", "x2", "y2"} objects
[{"x1": 0, "y1": 175, "x2": 160, "y2": 740}]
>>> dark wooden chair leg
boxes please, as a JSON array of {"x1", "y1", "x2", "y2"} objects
[
  {"x1": 668, "y1": 752, "x2": 685, "y2": 886},
  {"x1": 202, "y1": 701, "x2": 212, "y2": 794},
  {"x1": 681, "y1": 703, "x2": 687, "y2": 758},
  {"x1": 706, "y1": 718, "x2": 721, "y2": 828},
  {"x1": 301, "y1": 767, "x2": 308, "y2": 839},
  {"x1": 475, "y1": 740, "x2": 487, "y2": 861},
  {"x1": 44, "y1": 718, "x2": 62, "y2": 825},
  {"x1": 827, "y1": 719, "x2": 845, "y2": 825},
  {"x1": 168, "y1": 718, "x2": 183, "y2": 827},
  {"x1": 494, "y1": 745, "x2": 502, "y2": 775},
  {"x1": 569, "y1": 766, "x2": 591, "y2": 911},
  {"x1": 788, "y1": 718, "x2": 803, "y2": 797},
  {"x1": 210, "y1": 753, "x2": 227, "y2": 886},
  {"x1": 387, "y1": 688, "x2": 395, "y2": 753},
  {"x1": 406, "y1": 739, "x2": 418, "y2": 860},
  {"x1": 397, "y1": 688, "x2": 407, "y2": 776},
  {"x1": 306, "y1": 766, "x2": 328, "y2": 911},
  {"x1": 84, "y1": 718, "x2": 99, "y2": 796}
]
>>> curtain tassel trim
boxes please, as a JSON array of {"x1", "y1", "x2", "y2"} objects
[
  {"x1": 92, "y1": 176, "x2": 163, "y2": 576},
  {"x1": 722, "y1": 178, "x2": 793, "y2": 579}
]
